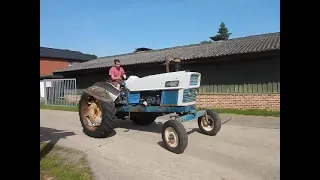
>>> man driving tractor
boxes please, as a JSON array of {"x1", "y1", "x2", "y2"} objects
[{"x1": 109, "y1": 59, "x2": 126, "y2": 90}]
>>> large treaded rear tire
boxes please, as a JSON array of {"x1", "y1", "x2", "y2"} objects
[{"x1": 78, "y1": 92, "x2": 116, "y2": 138}]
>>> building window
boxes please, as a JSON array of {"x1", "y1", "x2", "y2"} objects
[{"x1": 68, "y1": 62, "x2": 74, "y2": 67}]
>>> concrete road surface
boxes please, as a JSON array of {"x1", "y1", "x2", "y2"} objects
[{"x1": 40, "y1": 110, "x2": 280, "y2": 180}]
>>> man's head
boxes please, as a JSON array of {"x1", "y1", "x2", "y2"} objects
[{"x1": 114, "y1": 59, "x2": 121, "y2": 69}]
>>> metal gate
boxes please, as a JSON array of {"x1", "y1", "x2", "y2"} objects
[{"x1": 43, "y1": 78, "x2": 78, "y2": 107}]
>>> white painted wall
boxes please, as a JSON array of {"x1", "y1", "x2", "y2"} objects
[{"x1": 40, "y1": 81, "x2": 45, "y2": 98}]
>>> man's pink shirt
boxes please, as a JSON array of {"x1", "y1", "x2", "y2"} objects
[{"x1": 109, "y1": 66, "x2": 125, "y2": 81}]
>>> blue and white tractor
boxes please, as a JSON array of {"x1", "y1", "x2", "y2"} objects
[{"x1": 78, "y1": 58, "x2": 222, "y2": 154}]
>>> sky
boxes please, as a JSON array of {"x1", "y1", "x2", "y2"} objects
[{"x1": 40, "y1": 0, "x2": 280, "y2": 57}]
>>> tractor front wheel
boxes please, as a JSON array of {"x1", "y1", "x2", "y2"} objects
[
  {"x1": 161, "y1": 120, "x2": 188, "y2": 154},
  {"x1": 197, "y1": 109, "x2": 222, "y2": 136},
  {"x1": 78, "y1": 92, "x2": 116, "y2": 138}
]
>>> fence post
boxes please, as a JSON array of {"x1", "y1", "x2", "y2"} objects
[{"x1": 43, "y1": 79, "x2": 48, "y2": 105}]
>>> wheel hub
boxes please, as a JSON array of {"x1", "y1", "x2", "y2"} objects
[
  {"x1": 165, "y1": 127, "x2": 179, "y2": 148},
  {"x1": 88, "y1": 102, "x2": 102, "y2": 123},
  {"x1": 201, "y1": 115, "x2": 214, "y2": 131},
  {"x1": 81, "y1": 97, "x2": 102, "y2": 128},
  {"x1": 168, "y1": 133, "x2": 175, "y2": 143}
]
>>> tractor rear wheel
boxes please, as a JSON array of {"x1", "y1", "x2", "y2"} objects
[
  {"x1": 161, "y1": 120, "x2": 188, "y2": 154},
  {"x1": 78, "y1": 92, "x2": 116, "y2": 138},
  {"x1": 130, "y1": 112, "x2": 161, "y2": 126},
  {"x1": 197, "y1": 109, "x2": 222, "y2": 136}
]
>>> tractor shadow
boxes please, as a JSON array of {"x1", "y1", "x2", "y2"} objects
[
  {"x1": 115, "y1": 117, "x2": 203, "y2": 151},
  {"x1": 40, "y1": 127, "x2": 76, "y2": 161},
  {"x1": 115, "y1": 118, "x2": 202, "y2": 135},
  {"x1": 115, "y1": 119, "x2": 164, "y2": 134}
]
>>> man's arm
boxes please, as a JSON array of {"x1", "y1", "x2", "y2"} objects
[
  {"x1": 110, "y1": 74, "x2": 119, "y2": 81},
  {"x1": 121, "y1": 68, "x2": 127, "y2": 79}
]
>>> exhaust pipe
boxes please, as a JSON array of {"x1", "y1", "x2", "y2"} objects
[
  {"x1": 173, "y1": 58, "x2": 181, "y2": 72},
  {"x1": 165, "y1": 55, "x2": 170, "y2": 73},
  {"x1": 165, "y1": 56, "x2": 181, "y2": 73}
]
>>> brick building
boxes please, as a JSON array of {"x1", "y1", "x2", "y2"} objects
[
  {"x1": 40, "y1": 47, "x2": 95, "y2": 76},
  {"x1": 54, "y1": 32, "x2": 280, "y2": 110},
  {"x1": 40, "y1": 47, "x2": 95, "y2": 99}
]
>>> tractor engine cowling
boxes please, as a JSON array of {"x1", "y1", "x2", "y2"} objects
[{"x1": 123, "y1": 71, "x2": 201, "y2": 106}]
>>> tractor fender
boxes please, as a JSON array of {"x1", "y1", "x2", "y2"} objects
[{"x1": 84, "y1": 81, "x2": 120, "y2": 102}]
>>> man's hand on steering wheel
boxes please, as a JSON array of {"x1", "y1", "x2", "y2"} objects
[
  {"x1": 120, "y1": 72, "x2": 127, "y2": 80},
  {"x1": 115, "y1": 77, "x2": 122, "y2": 83}
]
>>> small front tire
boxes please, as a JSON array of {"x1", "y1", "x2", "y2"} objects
[
  {"x1": 161, "y1": 120, "x2": 188, "y2": 154},
  {"x1": 198, "y1": 109, "x2": 222, "y2": 136}
]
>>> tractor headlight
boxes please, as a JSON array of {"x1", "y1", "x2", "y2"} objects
[{"x1": 165, "y1": 80, "x2": 179, "y2": 87}]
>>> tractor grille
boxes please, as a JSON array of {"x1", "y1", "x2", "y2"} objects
[
  {"x1": 182, "y1": 89, "x2": 197, "y2": 103},
  {"x1": 189, "y1": 74, "x2": 199, "y2": 86}
]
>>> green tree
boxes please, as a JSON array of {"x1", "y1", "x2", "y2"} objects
[
  {"x1": 84, "y1": 54, "x2": 97, "y2": 59},
  {"x1": 134, "y1": 47, "x2": 153, "y2": 52},
  {"x1": 209, "y1": 22, "x2": 232, "y2": 41},
  {"x1": 200, "y1": 41, "x2": 212, "y2": 44}
]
